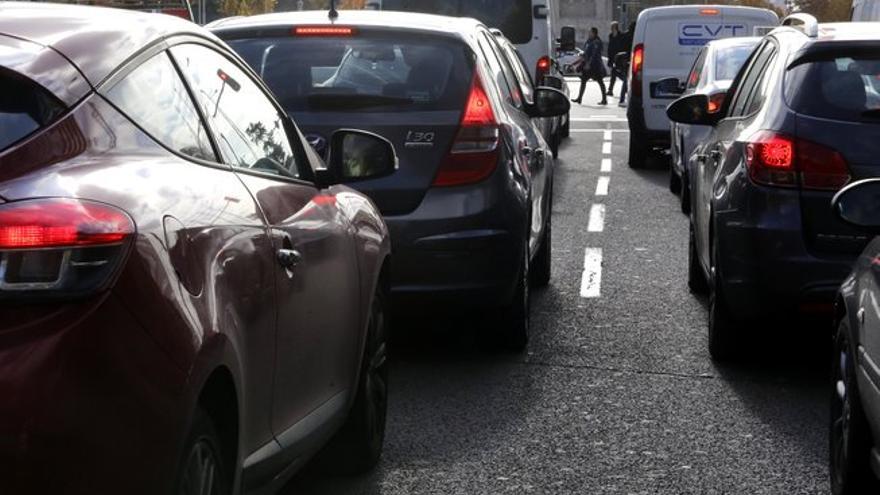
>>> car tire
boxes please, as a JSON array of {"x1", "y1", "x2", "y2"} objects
[
  {"x1": 497, "y1": 243, "x2": 530, "y2": 351},
  {"x1": 561, "y1": 113, "x2": 570, "y2": 139},
  {"x1": 530, "y1": 218, "x2": 551, "y2": 288},
  {"x1": 680, "y1": 170, "x2": 691, "y2": 215},
  {"x1": 669, "y1": 168, "x2": 682, "y2": 194},
  {"x1": 318, "y1": 287, "x2": 389, "y2": 474},
  {"x1": 628, "y1": 134, "x2": 647, "y2": 168},
  {"x1": 687, "y1": 223, "x2": 708, "y2": 295},
  {"x1": 708, "y1": 242, "x2": 739, "y2": 361},
  {"x1": 551, "y1": 132, "x2": 560, "y2": 159},
  {"x1": 831, "y1": 318, "x2": 877, "y2": 495},
  {"x1": 175, "y1": 408, "x2": 230, "y2": 495}
]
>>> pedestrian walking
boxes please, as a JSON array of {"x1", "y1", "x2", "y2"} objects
[
  {"x1": 572, "y1": 27, "x2": 607, "y2": 105},
  {"x1": 606, "y1": 21, "x2": 624, "y2": 96}
]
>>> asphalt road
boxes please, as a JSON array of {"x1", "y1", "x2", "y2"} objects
[{"x1": 283, "y1": 80, "x2": 831, "y2": 494}]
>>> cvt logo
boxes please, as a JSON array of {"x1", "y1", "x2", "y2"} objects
[{"x1": 678, "y1": 23, "x2": 746, "y2": 46}]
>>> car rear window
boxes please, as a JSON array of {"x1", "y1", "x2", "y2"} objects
[
  {"x1": 714, "y1": 44, "x2": 755, "y2": 82},
  {"x1": 380, "y1": 0, "x2": 533, "y2": 44},
  {"x1": 785, "y1": 55, "x2": 880, "y2": 123},
  {"x1": 0, "y1": 68, "x2": 65, "y2": 153},
  {"x1": 227, "y1": 32, "x2": 472, "y2": 113}
]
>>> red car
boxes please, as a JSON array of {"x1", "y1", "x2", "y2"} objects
[{"x1": 0, "y1": 3, "x2": 395, "y2": 493}]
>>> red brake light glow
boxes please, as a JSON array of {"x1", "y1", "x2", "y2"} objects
[
  {"x1": 536, "y1": 55, "x2": 552, "y2": 82},
  {"x1": 700, "y1": 8, "x2": 720, "y2": 16},
  {"x1": 632, "y1": 44, "x2": 644, "y2": 97},
  {"x1": 293, "y1": 26, "x2": 355, "y2": 36},
  {"x1": 0, "y1": 199, "x2": 134, "y2": 249},
  {"x1": 745, "y1": 131, "x2": 850, "y2": 190},
  {"x1": 461, "y1": 76, "x2": 495, "y2": 127},
  {"x1": 707, "y1": 92, "x2": 726, "y2": 114}
]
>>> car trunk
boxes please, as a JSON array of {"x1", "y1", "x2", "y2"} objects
[{"x1": 293, "y1": 110, "x2": 462, "y2": 215}]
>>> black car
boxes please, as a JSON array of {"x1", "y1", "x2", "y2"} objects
[
  {"x1": 667, "y1": 15, "x2": 880, "y2": 360},
  {"x1": 210, "y1": 10, "x2": 569, "y2": 349},
  {"x1": 830, "y1": 178, "x2": 880, "y2": 494}
]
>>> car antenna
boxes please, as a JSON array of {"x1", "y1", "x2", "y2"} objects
[{"x1": 328, "y1": 0, "x2": 338, "y2": 20}]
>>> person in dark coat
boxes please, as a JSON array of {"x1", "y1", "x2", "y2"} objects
[
  {"x1": 606, "y1": 21, "x2": 624, "y2": 96},
  {"x1": 616, "y1": 21, "x2": 637, "y2": 106},
  {"x1": 572, "y1": 26, "x2": 607, "y2": 105}
]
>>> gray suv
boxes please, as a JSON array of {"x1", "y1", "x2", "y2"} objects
[
  {"x1": 667, "y1": 15, "x2": 880, "y2": 360},
  {"x1": 211, "y1": 10, "x2": 569, "y2": 349}
]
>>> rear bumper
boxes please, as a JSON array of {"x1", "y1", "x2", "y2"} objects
[
  {"x1": 385, "y1": 168, "x2": 528, "y2": 311},
  {"x1": 715, "y1": 189, "x2": 855, "y2": 319}
]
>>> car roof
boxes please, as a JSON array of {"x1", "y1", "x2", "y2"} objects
[
  {"x1": 0, "y1": 2, "x2": 214, "y2": 87},
  {"x1": 706, "y1": 36, "x2": 763, "y2": 50},
  {"x1": 208, "y1": 9, "x2": 484, "y2": 36},
  {"x1": 637, "y1": 4, "x2": 777, "y2": 17},
  {"x1": 816, "y1": 22, "x2": 880, "y2": 42}
]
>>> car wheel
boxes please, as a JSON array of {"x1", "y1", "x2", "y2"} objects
[
  {"x1": 708, "y1": 242, "x2": 739, "y2": 361},
  {"x1": 669, "y1": 167, "x2": 682, "y2": 194},
  {"x1": 831, "y1": 318, "x2": 876, "y2": 495},
  {"x1": 561, "y1": 113, "x2": 570, "y2": 139},
  {"x1": 319, "y1": 287, "x2": 389, "y2": 474},
  {"x1": 530, "y1": 217, "x2": 551, "y2": 288},
  {"x1": 687, "y1": 222, "x2": 708, "y2": 295},
  {"x1": 680, "y1": 170, "x2": 691, "y2": 215},
  {"x1": 497, "y1": 242, "x2": 530, "y2": 351},
  {"x1": 176, "y1": 408, "x2": 230, "y2": 495},
  {"x1": 551, "y1": 132, "x2": 560, "y2": 159},
  {"x1": 628, "y1": 134, "x2": 647, "y2": 168}
]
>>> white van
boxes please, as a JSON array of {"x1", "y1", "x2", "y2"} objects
[
  {"x1": 626, "y1": 5, "x2": 778, "y2": 167},
  {"x1": 368, "y1": 0, "x2": 558, "y2": 83},
  {"x1": 852, "y1": 0, "x2": 880, "y2": 21}
]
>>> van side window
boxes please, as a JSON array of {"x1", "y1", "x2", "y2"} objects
[{"x1": 729, "y1": 42, "x2": 776, "y2": 118}]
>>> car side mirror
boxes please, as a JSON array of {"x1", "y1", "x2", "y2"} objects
[
  {"x1": 318, "y1": 129, "x2": 398, "y2": 187},
  {"x1": 656, "y1": 77, "x2": 685, "y2": 96},
  {"x1": 666, "y1": 94, "x2": 718, "y2": 126},
  {"x1": 530, "y1": 87, "x2": 571, "y2": 118},
  {"x1": 831, "y1": 178, "x2": 880, "y2": 233}
]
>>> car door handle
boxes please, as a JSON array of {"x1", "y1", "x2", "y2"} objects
[{"x1": 276, "y1": 249, "x2": 302, "y2": 269}]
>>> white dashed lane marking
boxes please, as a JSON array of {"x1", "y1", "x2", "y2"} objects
[
  {"x1": 580, "y1": 248, "x2": 603, "y2": 298},
  {"x1": 601, "y1": 158, "x2": 612, "y2": 172},
  {"x1": 596, "y1": 176, "x2": 610, "y2": 196},
  {"x1": 587, "y1": 204, "x2": 605, "y2": 232},
  {"x1": 602, "y1": 142, "x2": 612, "y2": 155}
]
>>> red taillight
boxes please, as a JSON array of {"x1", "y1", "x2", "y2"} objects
[
  {"x1": 536, "y1": 56, "x2": 551, "y2": 83},
  {"x1": 745, "y1": 131, "x2": 850, "y2": 190},
  {"x1": 631, "y1": 44, "x2": 644, "y2": 97},
  {"x1": 0, "y1": 199, "x2": 134, "y2": 296},
  {"x1": 432, "y1": 73, "x2": 500, "y2": 187},
  {"x1": 293, "y1": 26, "x2": 355, "y2": 36}
]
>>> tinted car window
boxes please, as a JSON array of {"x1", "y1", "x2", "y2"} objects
[
  {"x1": 785, "y1": 55, "x2": 880, "y2": 122},
  {"x1": 107, "y1": 52, "x2": 216, "y2": 162},
  {"x1": 0, "y1": 67, "x2": 64, "y2": 153},
  {"x1": 171, "y1": 44, "x2": 299, "y2": 178},
  {"x1": 744, "y1": 52, "x2": 777, "y2": 116},
  {"x1": 477, "y1": 33, "x2": 521, "y2": 108},
  {"x1": 498, "y1": 40, "x2": 535, "y2": 105},
  {"x1": 380, "y1": 0, "x2": 533, "y2": 44},
  {"x1": 729, "y1": 43, "x2": 776, "y2": 118},
  {"x1": 714, "y1": 44, "x2": 756, "y2": 82},
  {"x1": 686, "y1": 48, "x2": 707, "y2": 91},
  {"x1": 227, "y1": 33, "x2": 471, "y2": 114},
  {"x1": 482, "y1": 33, "x2": 523, "y2": 109}
]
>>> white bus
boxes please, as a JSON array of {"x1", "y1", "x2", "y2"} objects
[
  {"x1": 852, "y1": 0, "x2": 880, "y2": 21},
  {"x1": 366, "y1": 0, "x2": 559, "y2": 84}
]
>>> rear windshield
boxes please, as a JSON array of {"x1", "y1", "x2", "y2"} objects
[
  {"x1": 0, "y1": 68, "x2": 65, "y2": 153},
  {"x1": 785, "y1": 55, "x2": 880, "y2": 123},
  {"x1": 714, "y1": 44, "x2": 755, "y2": 82},
  {"x1": 380, "y1": 0, "x2": 533, "y2": 44},
  {"x1": 227, "y1": 33, "x2": 472, "y2": 113}
]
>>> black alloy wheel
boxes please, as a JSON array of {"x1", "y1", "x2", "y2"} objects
[
  {"x1": 830, "y1": 319, "x2": 876, "y2": 495},
  {"x1": 319, "y1": 287, "x2": 389, "y2": 474},
  {"x1": 177, "y1": 409, "x2": 229, "y2": 495}
]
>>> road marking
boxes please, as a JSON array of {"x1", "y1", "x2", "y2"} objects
[
  {"x1": 571, "y1": 116, "x2": 628, "y2": 122},
  {"x1": 601, "y1": 158, "x2": 612, "y2": 172},
  {"x1": 587, "y1": 204, "x2": 605, "y2": 232},
  {"x1": 596, "y1": 176, "x2": 610, "y2": 196},
  {"x1": 603, "y1": 130, "x2": 612, "y2": 141},
  {"x1": 570, "y1": 129, "x2": 630, "y2": 134},
  {"x1": 580, "y1": 248, "x2": 603, "y2": 298},
  {"x1": 602, "y1": 142, "x2": 612, "y2": 154}
]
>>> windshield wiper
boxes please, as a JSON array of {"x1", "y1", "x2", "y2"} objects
[{"x1": 306, "y1": 93, "x2": 413, "y2": 110}]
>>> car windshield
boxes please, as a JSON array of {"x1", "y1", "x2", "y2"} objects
[
  {"x1": 380, "y1": 0, "x2": 533, "y2": 44},
  {"x1": 0, "y1": 68, "x2": 65, "y2": 153},
  {"x1": 227, "y1": 33, "x2": 472, "y2": 113},
  {"x1": 714, "y1": 44, "x2": 756, "y2": 82},
  {"x1": 785, "y1": 54, "x2": 880, "y2": 122}
]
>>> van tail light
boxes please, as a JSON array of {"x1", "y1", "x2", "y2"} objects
[
  {"x1": 432, "y1": 73, "x2": 500, "y2": 187},
  {"x1": 631, "y1": 44, "x2": 644, "y2": 98},
  {"x1": 745, "y1": 131, "x2": 850, "y2": 190},
  {"x1": 707, "y1": 92, "x2": 727, "y2": 114},
  {"x1": 0, "y1": 198, "x2": 134, "y2": 298},
  {"x1": 536, "y1": 56, "x2": 552, "y2": 84}
]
